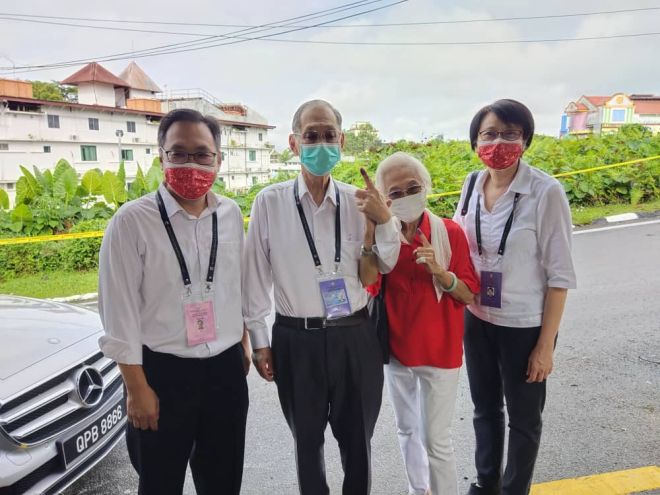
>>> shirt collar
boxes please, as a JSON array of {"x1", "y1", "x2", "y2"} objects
[
  {"x1": 296, "y1": 174, "x2": 338, "y2": 206},
  {"x1": 157, "y1": 183, "x2": 219, "y2": 219},
  {"x1": 475, "y1": 159, "x2": 532, "y2": 196}
]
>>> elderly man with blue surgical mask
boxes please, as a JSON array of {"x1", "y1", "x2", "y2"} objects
[{"x1": 243, "y1": 99, "x2": 401, "y2": 495}]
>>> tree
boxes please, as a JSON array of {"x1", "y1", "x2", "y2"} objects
[
  {"x1": 343, "y1": 122, "x2": 383, "y2": 155},
  {"x1": 278, "y1": 148, "x2": 294, "y2": 163},
  {"x1": 32, "y1": 81, "x2": 78, "y2": 102}
]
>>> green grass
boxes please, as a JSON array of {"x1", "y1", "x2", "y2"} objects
[
  {"x1": 571, "y1": 198, "x2": 660, "y2": 226},
  {"x1": 0, "y1": 270, "x2": 98, "y2": 299}
]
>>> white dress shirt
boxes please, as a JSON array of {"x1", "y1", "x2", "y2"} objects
[
  {"x1": 243, "y1": 174, "x2": 401, "y2": 349},
  {"x1": 453, "y1": 161, "x2": 577, "y2": 328},
  {"x1": 98, "y1": 184, "x2": 244, "y2": 365}
]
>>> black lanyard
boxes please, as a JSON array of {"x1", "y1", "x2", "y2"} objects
[
  {"x1": 475, "y1": 192, "x2": 521, "y2": 257},
  {"x1": 293, "y1": 179, "x2": 341, "y2": 269},
  {"x1": 156, "y1": 191, "x2": 218, "y2": 287}
]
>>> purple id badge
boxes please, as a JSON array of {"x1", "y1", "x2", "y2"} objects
[
  {"x1": 480, "y1": 270, "x2": 503, "y2": 308},
  {"x1": 318, "y1": 276, "x2": 352, "y2": 319}
]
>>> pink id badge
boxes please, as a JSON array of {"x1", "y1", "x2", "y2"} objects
[{"x1": 183, "y1": 287, "x2": 217, "y2": 346}]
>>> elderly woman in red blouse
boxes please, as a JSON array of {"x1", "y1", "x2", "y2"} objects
[{"x1": 360, "y1": 152, "x2": 479, "y2": 495}]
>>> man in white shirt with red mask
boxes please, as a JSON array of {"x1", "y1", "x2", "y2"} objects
[
  {"x1": 243, "y1": 99, "x2": 401, "y2": 494},
  {"x1": 98, "y1": 108, "x2": 250, "y2": 495}
]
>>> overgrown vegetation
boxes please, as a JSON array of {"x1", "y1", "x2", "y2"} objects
[{"x1": 0, "y1": 124, "x2": 658, "y2": 283}]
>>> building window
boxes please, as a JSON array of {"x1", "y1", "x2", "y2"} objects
[
  {"x1": 4, "y1": 182, "x2": 16, "y2": 191},
  {"x1": 258, "y1": 133, "x2": 263, "y2": 142},
  {"x1": 218, "y1": 177, "x2": 225, "y2": 183},
  {"x1": 231, "y1": 176, "x2": 235, "y2": 180},
  {"x1": 221, "y1": 152, "x2": 226, "y2": 161},
  {"x1": 121, "y1": 149, "x2": 134, "y2": 161},
  {"x1": 0, "y1": 143, "x2": 8, "y2": 151},
  {"x1": 88, "y1": 118, "x2": 99, "y2": 131},
  {"x1": 127, "y1": 121, "x2": 136, "y2": 133},
  {"x1": 81, "y1": 145, "x2": 98, "y2": 162},
  {"x1": 611, "y1": 109, "x2": 626, "y2": 122},
  {"x1": 252, "y1": 176, "x2": 258, "y2": 185},
  {"x1": 43, "y1": 145, "x2": 51, "y2": 153},
  {"x1": 249, "y1": 150, "x2": 257, "y2": 161},
  {"x1": 145, "y1": 148, "x2": 151, "y2": 154},
  {"x1": 48, "y1": 115, "x2": 60, "y2": 128}
]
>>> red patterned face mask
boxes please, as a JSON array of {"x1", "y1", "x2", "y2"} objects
[
  {"x1": 164, "y1": 164, "x2": 216, "y2": 200},
  {"x1": 477, "y1": 142, "x2": 523, "y2": 170}
]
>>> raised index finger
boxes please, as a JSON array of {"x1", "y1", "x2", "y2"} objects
[
  {"x1": 416, "y1": 228, "x2": 431, "y2": 247},
  {"x1": 360, "y1": 167, "x2": 376, "y2": 190}
]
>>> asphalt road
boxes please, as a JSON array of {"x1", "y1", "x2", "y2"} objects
[{"x1": 65, "y1": 220, "x2": 660, "y2": 495}]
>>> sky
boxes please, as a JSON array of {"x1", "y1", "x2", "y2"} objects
[{"x1": 1, "y1": 0, "x2": 659, "y2": 150}]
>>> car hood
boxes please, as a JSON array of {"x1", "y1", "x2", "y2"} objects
[{"x1": 0, "y1": 295, "x2": 103, "y2": 381}]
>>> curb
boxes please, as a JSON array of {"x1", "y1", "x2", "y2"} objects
[
  {"x1": 605, "y1": 212, "x2": 639, "y2": 223},
  {"x1": 50, "y1": 292, "x2": 98, "y2": 303}
]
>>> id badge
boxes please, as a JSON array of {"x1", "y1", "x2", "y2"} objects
[
  {"x1": 480, "y1": 270, "x2": 503, "y2": 308},
  {"x1": 182, "y1": 285, "x2": 217, "y2": 346},
  {"x1": 318, "y1": 274, "x2": 352, "y2": 320}
]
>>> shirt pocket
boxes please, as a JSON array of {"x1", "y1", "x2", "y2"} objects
[{"x1": 340, "y1": 240, "x2": 363, "y2": 278}]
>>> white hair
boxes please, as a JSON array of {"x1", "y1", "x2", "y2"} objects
[{"x1": 374, "y1": 151, "x2": 432, "y2": 193}]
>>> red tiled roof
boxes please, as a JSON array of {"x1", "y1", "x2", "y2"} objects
[
  {"x1": 583, "y1": 95, "x2": 610, "y2": 106},
  {"x1": 119, "y1": 62, "x2": 161, "y2": 92},
  {"x1": 0, "y1": 95, "x2": 163, "y2": 116},
  {"x1": 61, "y1": 62, "x2": 128, "y2": 88},
  {"x1": 635, "y1": 100, "x2": 660, "y2": 115}
]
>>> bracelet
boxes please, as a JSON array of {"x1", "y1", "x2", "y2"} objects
[{"x1": 443, "y1": 271, "x2": 458, "y2": 292}]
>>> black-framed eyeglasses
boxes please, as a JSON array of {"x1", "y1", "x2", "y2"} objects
[
  {"x1": 295, "y1": 129, "x2": 341, "y2": 144},
  {"x1": 161, "y1": 148, "x2": 217, "y2": 166},
  {"x1": 478, "y1": 129, "x2": 523, "y2": 142},
  {"x1": 387, "y1": 184, "x2": 424, "y2": 200}
]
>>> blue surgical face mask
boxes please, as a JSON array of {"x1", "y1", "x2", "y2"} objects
[{"x1": 299, "y1": 143, "x2": 341, "y2": 176}]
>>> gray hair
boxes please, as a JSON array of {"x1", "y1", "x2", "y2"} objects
[
  {"x1": 375, "y1": 151, "x2": 433, "y2": 193},
  {"x1": 291, "y1": 99, "x2": 343, "y2": 133}
]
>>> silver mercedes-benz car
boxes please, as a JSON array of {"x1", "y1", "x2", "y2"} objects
[{"x1": 0, "y1": 295, "x2": 125, "y2": 494}]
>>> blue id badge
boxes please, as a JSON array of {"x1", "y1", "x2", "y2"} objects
[
  {"x1": 318, "y1": 275, "x2": 352, "y2": 319},
  {"x1": 480, "y1": 271, "x2": 503, "y2": 308}
]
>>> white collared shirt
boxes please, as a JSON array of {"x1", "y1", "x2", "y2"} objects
[
  {"x1": 243, "y1": 174, "x2": 401, "y2": 349},
  {"x1": 453, "y1": 161, "x2": 577, "y2": 328},
  {"x1": 98, "y1": 184, "x2": 244, "y2": 365}
]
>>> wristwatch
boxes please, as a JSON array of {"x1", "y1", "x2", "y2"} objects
[{"x1": 360, "y1": 245, "x2": 375, "y2": 257}]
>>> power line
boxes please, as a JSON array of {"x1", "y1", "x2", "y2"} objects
[
  {"x1": 1, "y1": 6, "x2": 658, "y2": 29},
  {"x1": 0, "y1": 0, "x2": 406, "y2": 74}
]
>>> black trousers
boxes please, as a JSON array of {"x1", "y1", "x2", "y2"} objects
[
  {"x1": 464, "y1": 310, "x2": 547, "y2": 495},
  {"x1": 272, "y1": 318, "x2": 384, "y2": 495},
  {"x1": 126, "y1": 344, "x2": 248, "y2": 495}
]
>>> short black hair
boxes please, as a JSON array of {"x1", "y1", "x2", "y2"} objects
[
  {"x1": 469, "y1": 99, "x2": 535, "y2": 150},
  {"x1": 158, "y1": 108, "x2": 221, "y2": 150}
]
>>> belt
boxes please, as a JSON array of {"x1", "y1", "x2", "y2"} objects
[{"x1": 275, "y1": 307, "x2": 369, "y2": 330}]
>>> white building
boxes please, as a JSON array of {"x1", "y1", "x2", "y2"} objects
[{"x1": 0, "y1": 62, "x2": 274, "y2": 204}]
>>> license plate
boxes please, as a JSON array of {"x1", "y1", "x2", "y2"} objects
[{"x1": 59, "y1": 397, "x2": 126, "y2": 467}]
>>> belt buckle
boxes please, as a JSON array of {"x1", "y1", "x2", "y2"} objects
[{"x1": 304, "y1": 317, "x2": 326, "y2": 330}]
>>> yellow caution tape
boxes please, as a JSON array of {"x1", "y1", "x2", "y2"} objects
[
  {"x1": 425, "y1": 154, "x2": 660, "y2": 200},
  {"x1": 0, "y1": 230, "x2": 105, "y2": 246},
  {"x1": 2, "y1": 154, "x2": 659, "y2": 246}
]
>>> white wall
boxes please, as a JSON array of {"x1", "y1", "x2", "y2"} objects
[
  {"x1": 77, "y1": 83, "x2": 117, "y2": 107},
  {"x1": 0, "y1": 102, "x2": 159, "y2": 204}
]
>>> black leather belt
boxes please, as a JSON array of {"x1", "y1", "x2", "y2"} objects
[{"x1": 275, "y1": 307, "x2": 369, "y2": 330}]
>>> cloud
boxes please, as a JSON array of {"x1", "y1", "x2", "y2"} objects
[{"x1": 1, "y1": 0, "x2": 659, "y2": 150}]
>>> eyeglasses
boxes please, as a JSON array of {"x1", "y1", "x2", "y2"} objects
[
  {"x1": 387, "y1": 184, "x2": 424, "y2": 200},
  {"x1": 161, "y1": 148, "x2": 217, "y2": 166},
  {"x1": 478, "y1": 129, "x2": 523, "y2": 142},
  {"x1": 295, "y1": 129, "x2": 341, "y2": 144}
]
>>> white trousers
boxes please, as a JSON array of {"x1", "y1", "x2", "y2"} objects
[{"x1": 385, "y1": 358, "x2": 460, "y2": 495}]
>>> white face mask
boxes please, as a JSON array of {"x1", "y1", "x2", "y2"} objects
[{"x1": 390, "y1": 191, "x2": 426, "y2": 223}]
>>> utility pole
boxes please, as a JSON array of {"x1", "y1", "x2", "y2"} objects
[{"x1": 115, "y1": 129, "x2": 124, "y2": 164}]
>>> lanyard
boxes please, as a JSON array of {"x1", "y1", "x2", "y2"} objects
[
  {"x1": 156, "y1": 191, "x2": 218, "y2": 287},
  {"x1": 475, "y1": 192, "x2": 520, "y2": 257},
  {"x1": 293, "y1": 178, "x2": 341, "y2": 272}
]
